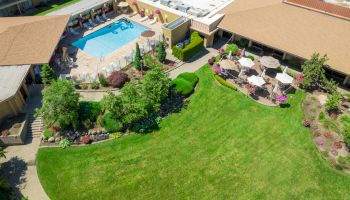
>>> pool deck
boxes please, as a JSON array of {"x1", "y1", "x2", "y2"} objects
[{"x1": 59, "y1": 13, "x2": 163, "y2": 79}]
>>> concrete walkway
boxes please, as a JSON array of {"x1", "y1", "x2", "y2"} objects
[{"x1": 0, "y1": 85, "x2": 49, "y2": 200}]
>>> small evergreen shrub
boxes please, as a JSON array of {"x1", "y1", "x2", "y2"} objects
[
  {"x1": 102, "y1": 113, "x2": 123, "y2": 133},
  {"x1": 91, "y1": 81, "x2": 100, "y2": 90},
  {"x1": 318, "y1": 112, "x2": 325, "y2": 120},
  {"x1": 247, "y1": 55, "x2": 255, "y2": 61},
  {"x1": 59, "y1": 139, "x2": 71, "y2": 149},
  {"x1": 108, "y1": 71, "x2": 129, "y2": 88},
  {"x1": 172, "y1": 32, "x2": 204, "y2": 61},
  {"x1": 99, "y1": 74, "x2": 109, "y2": 87},
  {"x1": 171, "y1": 72, "x2": 199, "y2": 96}
]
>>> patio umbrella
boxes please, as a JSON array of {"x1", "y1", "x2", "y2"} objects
[
  {"x1": 247, "y1": 75, "x2": 266, "y2": 87},
  {"x1": 141, "y1": 30, "x2": 156, "y2": 38},
  {"x1": 276, "y1": 73, "x2": 294, "y2": 84},
  {"x1": 260, "y1": 56, "x2": 280, "y2": 69},
  {"x1": 118, "y1": 2, "x2": 129, "y2": 7},
  {"x1": 239, "y1": 57, "x2": 255, "y2": 68}
]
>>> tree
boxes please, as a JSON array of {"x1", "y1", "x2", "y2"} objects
[
  {"x1": 121, "y1": 80, "x2": 149, "y2": 123},
  {"x1": 302, "y1": 53, "x2": 328, "y2": 89},
  {"x1": 156, "y1": 41, "x2": 167, "y2": 63},
  {"x1": 107, "y1": 71, "x2": 129, "y2": 88},
  {"x1": 40, "y1": 64, "x2": 56, "y2": 85},
  {"x1": 142, "y1": 65, "x2": 170, "y2": 112},
  {"x1": 36, "y1": 80, "x2": 79, "y2": 129},
  {"x1": 101, "y1": 91, "x2": 124, "y2": 119},
  {"x1": 134, "y1": 43, "x2": 142, "y2": 70}
]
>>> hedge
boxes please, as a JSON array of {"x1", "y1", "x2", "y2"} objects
[
  {"x1": 78, "y1": 101, "x2": 102, "y2": 122},
  {"x1": 171, "y1": 72, "x2": 199, "y2": 96},
  {"x1": 102, "y1": 113, "x2": 123, "y2": 133},
  {"x1": 214, "y1": 74, "x2": 237, "y2": 91},
  {"x1": 172, "y1": 32, "x2": 204, "y2": 61}
]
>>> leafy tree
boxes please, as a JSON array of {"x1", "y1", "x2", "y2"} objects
[
  {"x1": 40, "y1": 64, "x2": 56, "y2": 85},
  {"x1": 36, "y1": 80, "x2": 79, "y2": 129},
  {"x1": 134, "y1": 43, "x2": 143, "y2": 70},
  {"x1": 142, "y1": 66, "x2": 170, "y2": 112},
  {"x1": 156, "y1": 41, "x2": 167, "y2": 63},
  {"x1": 121, "y1": 80, "x2": 149, "y2": 123},
  {"x1": 325, "y1": 92, "x2": 341, "y2": 111},
  {"x1": 101, "y1": 91, "x2": 124, "y2": 119},
  {"x1": 302, "y1": 53, "x2": 328, "y2": 89}
]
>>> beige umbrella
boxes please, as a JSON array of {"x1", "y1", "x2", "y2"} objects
[
  {"x1": 260, "y1": 56, "x2": 280, "y2": 69},
  {"x1": 118, "y1": 2, "x2": 129, "y2": 7}
]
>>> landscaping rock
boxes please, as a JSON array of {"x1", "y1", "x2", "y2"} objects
[
  {"x1": 55, "y1": 137, "x2": 61, "y2": 143},
  {"x1": 48, "y1": 137, "x2": 55, "y2": 143}
]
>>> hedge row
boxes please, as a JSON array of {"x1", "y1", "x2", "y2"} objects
[
  {"x1": 172, "y1": 32, "x2": 204, "y2": 61},
  {"x1": 171, "y1": 72, "x2": 199, "y2": 96},
  {"x1": 213, "y1": 74, "x2": 237, "y2": 91}
]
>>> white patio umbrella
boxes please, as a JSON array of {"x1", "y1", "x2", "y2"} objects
[
  {"x1": 260, "y1": 56, "x2": 280, "y2": 69},
  {"x1": 239, "y1": 57, "x2": 255, "y2": 68},
  {"x1": 276, "y1": 73, "x2": 294, "y2": 84},
  {"x1": 247, "y1": 75, "x2": 266, "y2": 87}
]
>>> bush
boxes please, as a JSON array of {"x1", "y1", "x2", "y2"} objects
[
  {"x1": 42, "y1": 130, "x2": 53, "y2": 139},
  {"x1": 99, "y1": 74, "x2": 109, "y2": 87},
  {"x1": 78, "y1": 101, "x2": 102, "y2": 122},
  {"x1": 325, "y1": 92, "x2": 341, "y2": 111},
  {"x1": 172, "y1": 32, "x2": 204, "y2": 61},
  {"x1": 213, "y1": 74, "x2": 237, "y2": 91},
  {"x1": 108, "y1": 71, "x2": 129, "y2": 88},
  {"x1": 318, "y1": 112, "x2": 325, "y2": 120},
  {"x1": 102, "y1": 113, "x2": 123, "y2": 133},
  {"x1": 225, "y1": 43, "x2": 239, "y2": 55},
  {"x1": 342, "y1": 128, "x2": 350, "y2": 146},
  {"x1": 247, "y1": 55, "x2": 254, "y2": 61},
  {"x1": 171, "y1": 72, "x2": 199, "y2": 96},
  {"x1": 59, "y1": 138, "x2": 71, "y2": 149},
  {"x1": 237, "y1": 38, "x2": 249, "y2": 47},
  {"x1": 340, "y1": 115, "x2": 350, "y2": 127},
  {"x1": 91, "y1": 81, "x2": 100, "y2": 90}
]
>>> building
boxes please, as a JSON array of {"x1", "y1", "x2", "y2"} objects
[
  {"x1": 127, "y1": 0, "x2": 350, "y2": 86},
  {"x1": 0, "y1": 0, "x2": 48, "y2": 17},
  {"x1": 0, "y1": 15, "x2": 69, "y2": 124}
]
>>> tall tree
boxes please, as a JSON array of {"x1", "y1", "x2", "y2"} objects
[
  {"x1": 36, "y1": 80, "x2": 79, "y2": 129},
  {"x1": 302, "y1": 53, "x2": 328, "y2": 89},
  {"x1": 40, "y1": 64, "x2": 56, "y2": 85},
  {"x1": 134, "y1": 43, "x2": 142, "y2": 71},
  {"x1": 101, "y1": 91, "x2": 124, "y2": 119},
  {"x1": 156, "y1": 41, "x2": 167, "y2": 63}
]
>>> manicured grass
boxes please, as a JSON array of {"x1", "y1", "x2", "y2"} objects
[
  {"x1": 34, "y1": 0, "x2": 80, "y2": 16},
  {"x1": 37, "y1": 66, "x2": 350, "y2": 200}
]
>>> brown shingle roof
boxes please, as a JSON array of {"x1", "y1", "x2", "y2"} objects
[
  {"x1": 286, "y1": 0, "x2": 350, "y2": 20},
  {"x1": 218, "y1": 0, "x2": 350, "y2": 75},
  {"x1": 0, "y1": 15, "x2": 70, "y2": 66}
]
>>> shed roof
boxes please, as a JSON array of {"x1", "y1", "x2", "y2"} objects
[
  {"x1": 0, "y1": 65, "x2": 30, "y2": 102},
  {"x1": 218, "y1": 0, "x2": 350, "y2": 74},
  {"x1": 0, "y1": 15, "x2": 70, "y2": 66}
]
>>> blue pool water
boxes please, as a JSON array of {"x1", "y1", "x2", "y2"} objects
[{"x1": 73, "y1": 19, "x2": 148, "y2": 58}]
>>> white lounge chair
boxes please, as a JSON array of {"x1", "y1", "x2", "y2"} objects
[
  {"x1": 149, "y1": 18, "x2": 157, "y2": 25},
  {"x1": 88, "y1": 19, "x2": 97, "y2": 27},
  {"x1": 83, "y1": 23, "x2": 93, "y2": 30},
  {"x1": 69, "y1": 27, "x2": 80, "y2": 35},
  {"x1": 140, "y1": 16, "x2": 148, "y2": 22},
  {"x1": 102, "y1": 13, "x2": 110, "y2": 21},
  {"x1": 96, "y1": 15, "x2": 104, "y2": 23}
]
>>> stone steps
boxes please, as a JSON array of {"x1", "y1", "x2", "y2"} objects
[{"x1": 27, "y1": 114, "x2": 43, "y2": 138}]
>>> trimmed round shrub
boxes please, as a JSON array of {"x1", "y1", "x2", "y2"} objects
[
  {"x1": 78, "y1": 101, "x2": 102, "y2": 122},
  {"x1": 108, "y1": 71, "x2": 129, "y2": 88},
  {"x1": 247, "y1": 55, "x2": 255, "y2": 61},
  {"x1": 171, "y1": 72, "x2": 199, "y2": 96},
  {"x1": 225, "y1": 43, "x2": 239, "y2": 55},
  {"x1": 102, "y1": 113, "x2": 123, "y2": 133}
]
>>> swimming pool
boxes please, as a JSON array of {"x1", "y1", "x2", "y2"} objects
[{"x1": 73, "y1": 19, "x2": 148, "y2": 58}]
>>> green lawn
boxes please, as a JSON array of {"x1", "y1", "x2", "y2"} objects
[
  {"x1": 37, "y1": 66, "x2": 350, "y2": 200},
  {"x1": 34, "y1": 0, "x2": 80, "y2": 16}
]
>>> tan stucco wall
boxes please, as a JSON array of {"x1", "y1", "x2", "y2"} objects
[
  {"x1": 163, "y1": 19, "x2": 191, "y2": 48},
  {"x1": 126, "y1": 0, "x2": 179, "y2": 23},
  {"x1": 0, "y1": 92, "x2": 25, "y2": 124}
]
